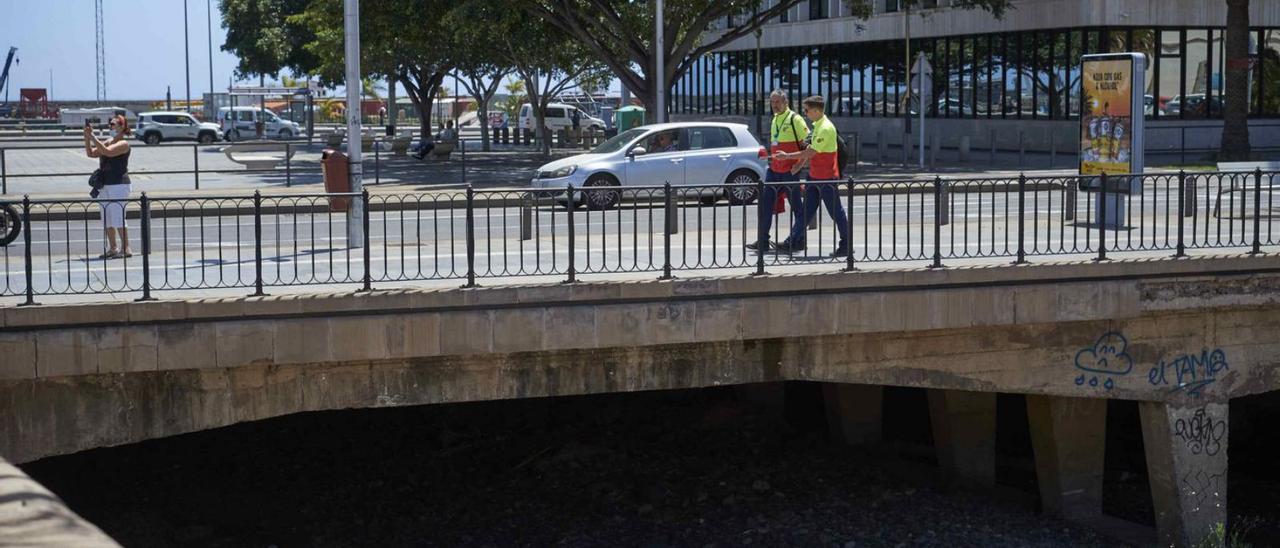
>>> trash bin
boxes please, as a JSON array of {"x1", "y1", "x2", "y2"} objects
[{"x1": 321, "y1": 148, "x2": 351, "y2": 212}]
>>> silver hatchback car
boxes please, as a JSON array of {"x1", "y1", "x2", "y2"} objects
[{"x1": 530, "y1": 122, "x2": 766, "y2": 209}]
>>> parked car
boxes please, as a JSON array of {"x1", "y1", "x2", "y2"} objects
[
  {"x1": 59, "y1": 107, "x2": 137, "y2": 128},
  {"x1": 217, "y1": 106, "x2": 304, "y2": 141},
  {"x1": 530, "y1": 122, "x2": 766, "y2": 209},
  {"x1": 1162, "y1": 94, "x2": 1221, "y2": 117},
  {"x1": 135, "y1": 111, "x2": 222, "y2": 145},
  {"x1": 518, "y1": 103, "x2": 606, "y2": 133}
]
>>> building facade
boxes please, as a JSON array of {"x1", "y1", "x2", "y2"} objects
[{"x1": 672, "y1": 0, "x2": 1280, "y2": 159}]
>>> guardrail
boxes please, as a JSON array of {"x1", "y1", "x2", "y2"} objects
[
  {"x1": 0, "y1": 138, "x2": 479, "y2": 195},
  {"x1": 0, "y1": 170, "x2": 1275, "y2": 302}
]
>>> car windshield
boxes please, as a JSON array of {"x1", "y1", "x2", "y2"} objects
[{"x1": 591, "y1": 128, "x2": 648, "y2": 154}]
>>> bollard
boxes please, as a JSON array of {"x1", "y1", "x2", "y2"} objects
[
  {"x1": 1065, "y1": 184, "x2": 1077, "y2": 222},
  {"x1": 0, "y1": 148, "x2": 5, "y2": 194},
  {"x1": 192, "y1": 145, "x2": 201, "y2": 190},
  {"x1": 877, "y1": 129, "x2": 885, "y2": 164},
  {"x1": 938, "y1": 178, "x2": 950, "y2": 226},
  {"x1": 852, "y1": 132, "x2": 860, "y2": 173},
  {"x1": 461, "y1": 140, "x2": 467, "y2": 184},
  {"x1": 959, "y1": 136, "x2": 970, "y2": 163},
  {"x1": 1048, "y1": 132, "x2": 1057, "y2": 168},
  {"x1": 989, "y1": 128, "x2": 996, "y2": 166},
  {"x1": 902, "y1": 129, "x2": 912, "y2": 166},
  {"x1": 520, "y1": 193, "x2": 533, "y2": 241},
  {"x1": 1018, "y1": 130, "x2": 1026, "y2": 167},
  {"x1": 1183, "y1": 172, "x2": 1197, "y2": 217}
]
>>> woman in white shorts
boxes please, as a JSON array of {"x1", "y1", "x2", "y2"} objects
[{"x1": 84, "y1": 114, "x2": 133, "y2": 258}]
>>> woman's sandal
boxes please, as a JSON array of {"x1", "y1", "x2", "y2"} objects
[
  {"x1": 118, "y1": 251, "x2": 133, "y2": 259},
  {"x1": 98, "y1": 250, "x2": 118, "y2": 259}
]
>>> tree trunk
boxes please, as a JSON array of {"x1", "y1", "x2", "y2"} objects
[
  {"x1": 1220, "y1": 0, "x2": 1252, "y2": 161},
  {"x1": 478, "y1": 97, "x2": 491, "y2": 152}
]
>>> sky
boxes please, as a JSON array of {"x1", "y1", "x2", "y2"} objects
[
  {"x1": 0, "y1": 0, "x2": 618, "y2": 103},
  {"x1": 0, "y1": 0, "x2": 261, "y2": 101}
]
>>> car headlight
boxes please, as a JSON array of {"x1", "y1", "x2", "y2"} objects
[{"x1": 547, "y1": 165, "x2": 577, "y2": 179}]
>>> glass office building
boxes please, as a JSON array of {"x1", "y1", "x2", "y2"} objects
[{"x1": 672, "y1": 2, "x2": 1280, "y2": 123}]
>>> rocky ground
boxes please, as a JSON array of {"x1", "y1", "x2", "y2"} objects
[{"x1": 20, "y1": 386, "x2": 1280, "y2": 548}]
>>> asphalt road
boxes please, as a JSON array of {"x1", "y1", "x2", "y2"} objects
[{"x1": 2, "y1": 184, "x2": 1274, "y2": 302}]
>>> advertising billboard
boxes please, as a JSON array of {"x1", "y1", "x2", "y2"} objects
[{"x1": 1079, "y1": 53, "x2": 1146, "y2": 204}]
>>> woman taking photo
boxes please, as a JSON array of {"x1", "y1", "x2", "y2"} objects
[{"x1": 84, "y1": 114, "x2": 133, "y2": 258}]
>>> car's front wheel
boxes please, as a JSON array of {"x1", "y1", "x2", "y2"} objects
[
  {"x1": 197, "y1": 132, "x2": 216, "y2": 144},
  {"x1": 582, "y1": 174, "x2": 622, "y2": 210},
  {"x1": 725, "y1": 169, "x2": 760, "y2": 205},
  {"x1": 144, "y1": 132, "x2": 162, "y2": 146},
  {"x1": 278, "y1": 129, "x2": 293, "y2": 140},
  {"x1": 0, "y1": 203, "x2": 20, "y2": 246}
]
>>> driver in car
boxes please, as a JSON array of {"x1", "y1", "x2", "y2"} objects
[{"x1": 653, "y1": 131, "x2": 678, "y2": 152}]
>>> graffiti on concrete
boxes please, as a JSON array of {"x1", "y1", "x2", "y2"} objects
[
  {"x1": 1074, "y1": 332, "x2": 1133, "y2": 390},
  {"x1": 1173, "y1": 407, "x2": 1226, "y2": 456},
  {"x1": 1148, "y1": 349, "x2": 1229, "y2": 397},
  {"x1": 1181, "y1": 468, "x2": 1226, "y2": 510}
]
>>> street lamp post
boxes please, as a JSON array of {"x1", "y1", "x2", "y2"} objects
[
  {"x1": 654, "y1": 0, "x2": 665, "y2": 124},
  {"x1": 184, "y1": 0, "x2": 192, "y2": 114},
  {"x1": 208, "y1": 0, "x2": 215, "y2": 107},
  {"x1": 344, "y1": 0, "x2": 364, "y2": 247},
  {"x1": 755, "y1": 27, "x2": 763, "y2": 138}
]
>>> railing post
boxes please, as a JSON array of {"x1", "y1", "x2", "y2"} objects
[
  {"x1": 362, "y1": 188, "x2": 373, "y2": 291},
  {"x1": 1175, "y1": 170, "x2": 1187, "y2": 257},
  {"x1": 1096, "y1": 172, "x2": 1108, "y2": 262},
  {"x1": 661, "y1": 182, "x2": 674, "y2": 280},
  {"x1": 754, "y1": 175, "x2": 766, "y2": 276},
  {"x1": 192, "y1": 144, "x2": 200, "y2": 190},
  {"x1": 19, "y1": 195, "x2": 37, "y2": 306},
  {"x1": 136, "y1": 193, "x2": 156, "y2": 301},
  {"x1": 285, "y1": 142, "x2": 292, "y2": 187},
  {"x1": 565, "y1": 183, "x2": 576, "y2": 283},
  {"x1": 931, "y1": 177, "x2": 944, "y2": 269},
  {"x1": 844, "y1": 177, "x2": 855, "y2": 271},
  {"x1": 1015, "y1": 173, "x2": 1027, "y2": 264},
  {"x1": 252, "y1": 190, "x2": 266, "y2": 296},
  {"x1": 1251, "y1": 167, "x2": 1263, "y2": 255},
  {"x1": 1, "y1": 148, "x2": 7, "y2": 194},
  {"x1": 464, "y1": 185, "x2": 477, "y2": 288}
]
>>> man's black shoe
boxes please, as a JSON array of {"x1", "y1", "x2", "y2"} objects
[
  {"x1": 745, "y1": 240, "x2": 775, "y2": 253},
  {"x1": 777, "y1": 240, "x2": 806, "y2": 254},
  {"x1": 828, "y1": 244, "x2": 850, "y2": 258}
]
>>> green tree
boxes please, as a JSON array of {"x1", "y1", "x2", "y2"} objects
[
  {"x1": 290, "y1": 0, "x2": 456, "y2": 140},
  {"x1": 218, "y1": 0, "x2": 318, "y2": 78},
  {"x1": 523, "y1": 0, "x2": 1011, "y2": 120},
  {"x1": 447, "y1": 1, "x2": 515, "y2": 151}
]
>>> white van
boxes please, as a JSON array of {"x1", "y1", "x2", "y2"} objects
[
  {"x1": 217, "y1": 106, "x2": 303, "y2": 141},
  {"x1": 518, "y1": 103, "x2": 605, "y2": 132}
]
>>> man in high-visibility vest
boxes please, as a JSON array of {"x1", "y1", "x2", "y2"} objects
[
  {"x1": 772, "y1": 95, "x2": 850, "y2": 258},
  {"x1": 748, "y1": 90, "x2": 809, "y2": 254}
]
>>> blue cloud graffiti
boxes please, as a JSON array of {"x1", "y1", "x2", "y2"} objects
[{"x1": 1074, "y1": 331, "x2": 1134, "y2": 390}]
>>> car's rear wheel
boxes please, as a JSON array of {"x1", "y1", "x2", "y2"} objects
[
  {"x1": 582, "y1": 174, "x2": 622, "y2": 210},
  {"x1": 0, "y1": 203, "x2": 20, "y2": 246},
  {"x1": 144, "y1": 132, "x2": 162, "y2": 146},
  {"x1": 725, "y1": 169, "x2": 760, "y2": 205},
  {"x1": 278, "y1": 129, "x2": 293, "y2": 140}
]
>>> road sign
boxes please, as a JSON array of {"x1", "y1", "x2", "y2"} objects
[{"x1": 911, "y1": 54, "x2": 933, "y2": 102}]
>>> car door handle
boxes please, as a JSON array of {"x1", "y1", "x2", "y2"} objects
[
  {"x1": 670, "y1": 158, "x2": 683, "y2": 164},
  {"x1": 718, "y1": 154, "x2": 732, "y2": 160}
]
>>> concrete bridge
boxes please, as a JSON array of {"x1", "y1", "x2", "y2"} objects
[{"x1": 2, "y1": 255, "x2": 1279, "y2": 546}]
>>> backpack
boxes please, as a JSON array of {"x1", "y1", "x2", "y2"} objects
[{"x1": 835, "y1": 133, "x2": 850, "y2": 175}]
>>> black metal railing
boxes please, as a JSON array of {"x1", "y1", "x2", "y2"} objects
[{"x1": 1, "y1": 170, "x2": 1276, "y2": 301}]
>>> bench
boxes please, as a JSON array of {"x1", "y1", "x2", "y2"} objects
[
  {"x1": 390, "y1": 134, "x2": 414, "y2": 156},
  {"x1": 1212, "y1": 161, "x2": 1280, "y2": 218},
  {"x1": 222, "y1": 143, "x2": 296, "y2": 170}
]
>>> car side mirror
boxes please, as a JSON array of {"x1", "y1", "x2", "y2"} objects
[{"x1": 629, "y1": 147, "x2": 647, "y2": 158}]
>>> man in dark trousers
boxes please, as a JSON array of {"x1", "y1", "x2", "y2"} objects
[
  {"x1": 747, "y1": 89, "x2": 809, "y2": 254},
  {"x1": 771, "y1": 95, "x2": 850, "y2": 258}
]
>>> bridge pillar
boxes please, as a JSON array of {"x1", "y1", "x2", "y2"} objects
[
  {"x1": 1140, "y1": 402, "x2": 1229, "y2": 547},
  {"x1": 1026, "y1": 395, "x2": 1107, "y2": 520},
  {"x1": 927, "y1": 389, "x2": 996, "y2": 486},
  {"x1": 822, "y1": 383, "x2": 883, "y2": 445}
]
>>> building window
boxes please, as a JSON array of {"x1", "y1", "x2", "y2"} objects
[
  {"x1": 810, "y1": 0, "x2": 828, "y2": 20},
  {"x1": 884, "y1": 0, "x2": 898, "y2": 13}
]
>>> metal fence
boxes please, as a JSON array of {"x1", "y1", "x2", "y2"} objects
[{"x1": 1, "y1": 170, "x2": 1276, "y2": 303}]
